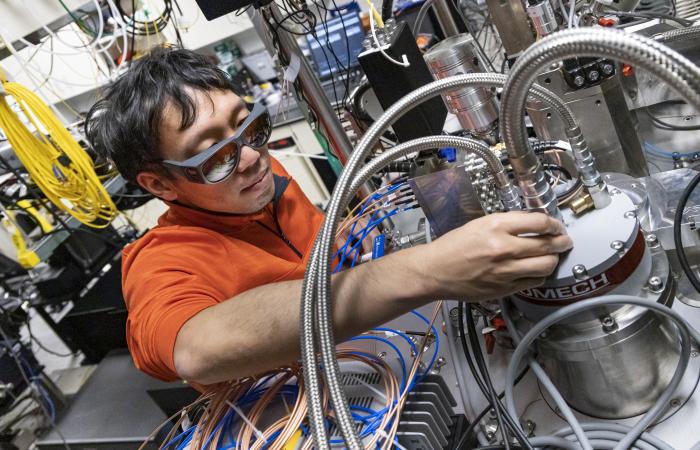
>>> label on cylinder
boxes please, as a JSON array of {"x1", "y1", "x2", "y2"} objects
[{"x1": 515, "y1": 230, "x2": 646, "y2": 305}]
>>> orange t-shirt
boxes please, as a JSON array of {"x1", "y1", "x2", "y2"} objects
[{"x1": 122, "y1": 159, "x2": 324, "y2": 381}]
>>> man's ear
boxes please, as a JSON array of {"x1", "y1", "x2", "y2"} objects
[{"x1": 136, "y1": 171, "x2": 178, "y2": 202}]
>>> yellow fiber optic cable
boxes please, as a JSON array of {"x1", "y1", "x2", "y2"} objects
[{"x1": 0, "y1": 80, "x2": 118, "y2": 228}]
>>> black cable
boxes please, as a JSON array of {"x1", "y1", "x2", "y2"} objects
[
  {"x1": 457, "y1": 303, "x2": 535, "y2": 450},
  {"x1": 610, "y1": 10, "x2": 694, "y2": 26},
  {"x1": 465, "y1": 305, "x2": 510, "y2": 450},
  {"x1": 381, "y1": 0, "x2": 394, "y2": 21},
  {"x1": 542, "y1": 164, "x2": 572, "y2": 180},
  {"x1": 673, "y1": 168, "x2": 700, "y2": 293},
  {"x1": 455, "y1": 366, "x2": 530, "y2": 449},
  {"x1": 0, "y1": 324, "x2": 71, "y2": 449},
  {"x1": 643, "y1": 107, "x2": 700, "y2": 131},
  {"x1": 25, "y1": 319, "x2": 75, "y2": 358}
]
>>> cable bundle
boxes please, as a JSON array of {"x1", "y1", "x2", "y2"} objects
[
  {"x1": 140, "y1": 306, "x2": 440, "y2": 450},
  {"x1": 0, "y1": 80, "x2": 118, "y2": 228},
  {"x1": 334, "y1": 179, "x2": 417, "y2": 271}
]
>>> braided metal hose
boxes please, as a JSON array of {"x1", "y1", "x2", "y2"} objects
[
  {"x1": 299, "y1": 73, "x2": 578, "y2": 449},
  {"x1": 302, "y1": 135, "x2": 514, "y2": 449},
  {"x1": 501, "y1": 27, "x2": 700, "y2": 216},
  {"x1": 654, "y1": 25, "x2": 700, "y2": 43}
]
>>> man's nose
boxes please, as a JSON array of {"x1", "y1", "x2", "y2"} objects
[{"x1": 236, "y1": 145, "x2": 261, "y2": 174}]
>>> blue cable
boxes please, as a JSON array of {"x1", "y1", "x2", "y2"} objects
[
  {"x1": 164, "y1": 425, "x2": 196, "y2": 449},
  {"x1": 334, "y1": 183, "x2": 408, "y2": 272},
  {"x1": 349, "y1": 337, "x2": 407, "y2": 390},
  {"x1": 644, "y1": 141, "x2": 699, "y2": 159},
  {"x1": 372, "y1": 327, "x2": 419, "y2": 355}
]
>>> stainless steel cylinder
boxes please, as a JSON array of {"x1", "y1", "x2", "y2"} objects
[
  {"x1": 512, "y1": 186, "x2": 681, "y2": 418},
  {"x1": 526, "y1": 0, "x2": 558, "y2": 37},
  {"x1": 424, "y1": 34, "x2": 499, "y2": 134},
  {"x1": 536, "y1": 286, "x2": 680, "y2": 419}
]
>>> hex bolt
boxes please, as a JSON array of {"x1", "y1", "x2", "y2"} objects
[
  {"x1": 624, "y1": 211, "x2": 637, "y2": 219},
  {"x1": 601, "y1": 64, "x2": 614, "y2": 75},
  {"x1": 573, "y1": 75, "x2": 585, "y2": 87},
  {"x1": 601, "y1": 316, "x2": 617, "y2": 332},
  {"x1": 587, "y1": 70, "x2": 600, "y2": 82},
  {"x1": 645, "y1": 234, "x2": 659, "y2": 247},
  {"x1": 610, "y1": 241, "x2": 625, "y2": 253},
  {"x1": 449, "y1": 307, "x2": 460, "y2": 328},
  {"x1": 691, "y1": 350, "x2": 698, "y2": 358},
  {"x1": 572, "y1": 264, "x2": 588, "y2": 280},
  {"x1": 648, "y1": 276, "x2": 664, "y2": 292}
]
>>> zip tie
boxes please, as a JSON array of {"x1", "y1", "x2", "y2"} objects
[
  {"x1": 226, "y1": 399, "x2": 266, "y2": 442},
  {"x1": 376, "y1": 429, "x2": 408, "y2": 450}
]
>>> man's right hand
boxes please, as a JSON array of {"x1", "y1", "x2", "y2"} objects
[{"x1": 414, "y1": 211, "x2": 574, "y2": 302}]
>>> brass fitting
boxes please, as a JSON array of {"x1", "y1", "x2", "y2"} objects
[{"x1": 569, "y1": 192, "x2": 595, "y2": 216}]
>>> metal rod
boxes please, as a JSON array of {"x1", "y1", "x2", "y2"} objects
[
  {"x1": 249, "y1": 5, "x2": 355, "y2": 166},
  {"x1": 432, "y1": 0, "x2": 461, "y2": 37}
]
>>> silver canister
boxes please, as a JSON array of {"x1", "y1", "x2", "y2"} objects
[
  {"x1": 423, "y1": 34, "x2": 499, "y2": 134},
  {"x1": 526, "y1": 0, "x2": 558, "y2": 37}
]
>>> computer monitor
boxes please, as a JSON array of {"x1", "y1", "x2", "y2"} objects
[{"x1": 306, "y1": 12, "x2": 365, "y2": 79}]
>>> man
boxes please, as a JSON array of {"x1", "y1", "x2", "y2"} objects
[{"x1": 85, "y1": 48, "x2": 573, "y2": 386}]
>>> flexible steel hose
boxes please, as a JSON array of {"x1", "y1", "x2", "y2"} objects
[
  {"x1": 301, "y1": 134, "x2": 517, "y2": 449},
  {"x1": 501, "y1": 27, "x2": 700, "y2": 216},
  {"x1": 654, "y1": 25, "x2": 700, "y2": 43},
  {"x1": 300, "y1": 74, "x2": 580, "y2": 449}
]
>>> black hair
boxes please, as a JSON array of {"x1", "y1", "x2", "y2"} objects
[{"x1": 85, "y1": 47, "x2": 239, "y2": 183}]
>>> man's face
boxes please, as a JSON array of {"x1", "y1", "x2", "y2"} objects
[{"x1": 142, "y1": 89, "x2": 276, "y2": 214}]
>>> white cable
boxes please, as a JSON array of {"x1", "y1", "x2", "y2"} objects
[
  {"x1": 369, "y1": 12, "x2": 409, "y2": 68},
  {"x1": 225, "y1": 400, "x2": 267, "y2": 442},
  {"x1": 268, "y1": 150, "x2": 328, "y2": 160},
  {"x1": 558, "y1": 0, "x2": 570, "y2": 22},
  {"x1": 568, "y1": 0, "x2": 577, "y2": 28}
]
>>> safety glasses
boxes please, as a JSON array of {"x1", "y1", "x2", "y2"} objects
[{"x1": 161, "y1": 102, "x2": 272, "y2": 184}]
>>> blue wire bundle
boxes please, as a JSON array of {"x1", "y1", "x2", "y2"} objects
[{"x1": 334, "y1": 182, "x2": 415, "y2": 273}]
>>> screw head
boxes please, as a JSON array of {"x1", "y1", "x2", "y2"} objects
[
  {"x1": 601, "y1": 316, "x2": 617, "y2": 332},
  {"x1": 670, "y1": 398, "x2": 681, "y2": 408},
  {"x1": 587, "y1": 70, "x2": 600, "y2": 81},
  {"x1": 624, "y1": 211, "x2": 636, "y2": 219},
  {"x1": 691, "y1": 351, "x2": 698, "y2": 358},
  {"x1": 377, "y1": 351, "x2": 387, "y2": 359},
  {"x1": 646, "y1": 234, "x2": 659, "y2": 246},
  {"x1": 610, "y1": 188, "x2": 621, "y2": 195},
  {"x1": 436, "y1": 357, "x2": 447, "y2": 368},
  {"x1": 572, "y1": 264, "x2": 588, "y2": 280},
  {"x1": 573, "y1": 75, "x2": 585, "y2": 86},
  {"x1": 648, "y1": 276, "x2": 664, "y2": 292},
  {"x1": 601, "y1": 64, "x2": 614, "y2": 75},
  {"x1": 610, "y1": 240, "x2": 625, "y2": 252}
]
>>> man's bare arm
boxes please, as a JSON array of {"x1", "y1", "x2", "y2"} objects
[{"x1": 173, "y1": 211, "x2": 573, "y2": 385}]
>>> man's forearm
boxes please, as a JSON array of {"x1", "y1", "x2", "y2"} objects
[{"x1": 174, "y1": 245, "x2": 432, "y2": 385}]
